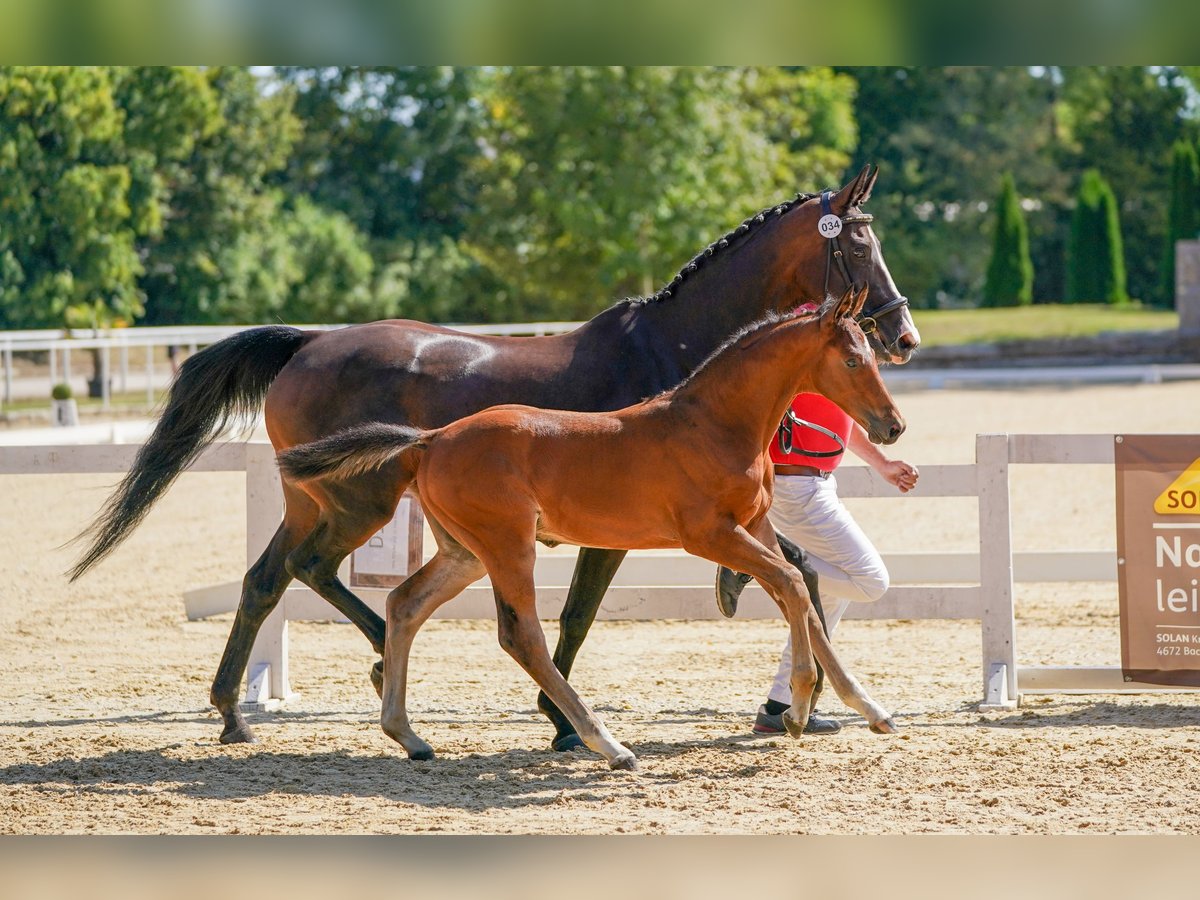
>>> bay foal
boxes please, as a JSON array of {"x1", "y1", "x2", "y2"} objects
[{"x1": 279, "y1": 286, "x2": 903, "y2": 770}]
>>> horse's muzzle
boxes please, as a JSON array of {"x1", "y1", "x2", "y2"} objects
[{"x1": 870, "y1": 415, "x2": 906, "y2": 445}]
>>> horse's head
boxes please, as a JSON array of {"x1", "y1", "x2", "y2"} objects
[
  {"x1": 789, "y1": 165, "x2": 920, "y2": 365},
  {"x1": 813, "y1": 285, "x2": 905, "y2": 446}
]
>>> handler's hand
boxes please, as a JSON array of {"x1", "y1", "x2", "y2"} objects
[{"x1": 879, "y1": 459, "x2": 919, "y2": 494}]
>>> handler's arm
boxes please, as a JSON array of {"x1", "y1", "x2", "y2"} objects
[{"x1": 848, "y1": 424, "x2": 918, "y2": 494}]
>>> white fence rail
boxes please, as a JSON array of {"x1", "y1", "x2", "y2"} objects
[{"x1": 8, "y1": 433, "x2": 1184, "y2": 712}]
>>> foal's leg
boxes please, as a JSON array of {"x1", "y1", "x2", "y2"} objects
[
  {"x1": 380, "y1": 538, "x2": 486, "y2": 760},
  {"x1": 486, "y1": 555, "x2": 637, "y2": 770},
  {"x1": 539, "y1": 547, "x2": 628, "y2": 751},
  {"x1": 743, "y1": 519, "x2": 894, "y2": 733},
  {"x1": 775, "y1": 532, "x2": 828, "y2": 705},
  {"x1": 686, "y1": 518, "x2": 893, "y2": 736}
]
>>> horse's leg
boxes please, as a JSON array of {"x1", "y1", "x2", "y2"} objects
[
  {"x1": 285, "y1": 518, "x2": 390, "y2": 657},
  {"x1": 538, "y1": 547, "x2": 628, "y2": 751},
  {"x1": 379, "y1": 535, "x2": 486, "y2": 760},
  {"x1": 210, "y1": 516, "x2": 305, "y2": 744},
  {"x1": 743, "y1": 518, "x2": 894, "y2": 734},
  {"x1": 685, "y1": 521, "x2": 822, "y2": 733},
  {"x1": 488, "y1": 556, "x2": 637, "y2": 770},
  {"x1": 774, "y1": 531, "x2": 826, "y2": 704}
]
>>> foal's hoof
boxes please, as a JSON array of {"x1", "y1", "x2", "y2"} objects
[
  {"x1": 869, "y1": 717, "x2": 899, "y2": 734},
  {"x1": 783, "y1": 711, "x2": 808, "y2": 739},
  {"x1": 609, "y1": 751, "x2": 639, "y2": 771},
  {"x1": 407, "y1": 747, "x2": 437, "y2": 762},
  {"x1": 369, "y1": 660, "x2": 384, "y2": 699},
  {"x1": 551, "y1": 733, "x2": 587, "y2": 753}
]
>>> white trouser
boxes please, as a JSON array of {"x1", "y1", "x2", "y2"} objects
[{"x1": 766, "y1": 473, "x2": 889, "y2": 706}]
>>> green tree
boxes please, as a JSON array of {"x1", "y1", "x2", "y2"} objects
[
  {"x1": 1162, "y1": 139, "x2": 1200, "y2": 305},
  {"x1": 842, "y1": 66, "x2": 1067, "y2": 308},
  {"x1": 0, "y1": 67, "x2": 149, "y2": 329},
  {"x1": 1067, "y1": 168, "x2": 1128, "y2": 304},
  {"x1": 274, "y1": 66, "x2": 496, "y2": 322},
  {"x1": 133, "y1": 67, "x2": 304, "y2": 324},
  {"x1": 982, "y1": 173, "x2": 1033, "y2": 307},
  {"x1": 279, "y1": 197, "x2": 376, "y2": 323},
  {"x1": 1055, "y1": 67, "x2": 1195, "y2": 305},
  {"x1": 470, "y1": 66, "x2": 856, "y2": 319}
]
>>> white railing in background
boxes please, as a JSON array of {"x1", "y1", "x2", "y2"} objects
[{"x1": 7, "y1": 434, "x2": 1188, "y2": 714}]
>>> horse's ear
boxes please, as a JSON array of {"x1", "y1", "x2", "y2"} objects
[
  {"x1": 850, "y1": 284, "x2": 869, "y2": 319},
  {"x1": 824, "y1": 286, "x2": 860, "y2": 328},
  {"x1": 831, "y1": 165, "x2": 873, "y2": 212},
  {"x1": 857, "y1": 165, "x2": 879, "y2": 206}
]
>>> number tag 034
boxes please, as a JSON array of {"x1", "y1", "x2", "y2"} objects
[{"x1": 818, "y1": 214, "x2": 843, "y2": 238}]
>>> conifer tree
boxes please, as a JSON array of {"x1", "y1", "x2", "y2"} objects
[
  {"x1": 982, "y1": 173, "x2": 1034, "y2": 307},
  {"x1": 1161, "y1": 140, "x2": 1200, "y2": 306},
  {"x1": 1066, "y1": 169, "x2": 1128, "y2": 304}
]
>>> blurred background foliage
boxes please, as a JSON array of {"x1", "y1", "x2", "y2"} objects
[{"x1": 2, "y1": 65, "x2": 1199, "y2": 330}]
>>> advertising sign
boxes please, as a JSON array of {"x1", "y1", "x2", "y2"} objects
[
  {"x1": 1116, "y1": 434, "x2": 1200, "y2": 685},
  {"x1": 349, "y1": 494, "x2": 425, "y2": 589}
]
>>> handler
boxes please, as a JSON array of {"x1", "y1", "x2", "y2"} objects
[{"x1": 716, "y1": 314, "x2": 918, "y2": 735}]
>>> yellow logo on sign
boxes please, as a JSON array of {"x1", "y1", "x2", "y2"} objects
[{"x1": 1155, "y1": 457, "x2": 1200, "y2": 514}]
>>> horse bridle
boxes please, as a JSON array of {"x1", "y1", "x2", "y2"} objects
[
  {"x1": 819, "y1": 190, "x2": 910, "y2": 336},
  {"x1": 774, "y1": 190, "x2": 910, "y2": 461}
]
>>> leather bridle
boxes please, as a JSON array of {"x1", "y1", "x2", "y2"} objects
[
  {"x1": 819, "y1": 189, "x2": 910, "y2": 337},
  {"x1": 775, "y1": 190, "x2": 911, "y2": 459}
]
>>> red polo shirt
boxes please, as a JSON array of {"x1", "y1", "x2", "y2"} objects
[{"x1": 769, "y1": 392, "x2": 853, "y2": 472}]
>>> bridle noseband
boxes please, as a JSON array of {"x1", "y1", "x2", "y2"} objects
[{"x1": 818, "y1": 189, "x2": 909, "y2": 337}]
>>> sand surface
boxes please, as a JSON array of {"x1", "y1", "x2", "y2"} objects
[{"x1": 3, "y1": 379, "x2": 1200, "y2": 834}]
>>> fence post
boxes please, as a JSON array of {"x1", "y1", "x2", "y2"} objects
[
  {"x1": 101, "y1": 346, "x2": 111, "y2": 410},
  {"x1": 242, "y1": 442, "x2": 294, "y2": 708},
  {"x1": 976, "y1": 433, "x2": 1018, "y2": 708},
  {"x1": 2, "y1": 342, "x2": 11, "y2": 406}
]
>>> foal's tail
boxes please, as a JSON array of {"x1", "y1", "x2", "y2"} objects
[
  {"x1": 277, "y1": 423, "x2": 428, "y2": 484},
  {"x1": 69, "y1": 326, "x2": 311, "y2": 581}
]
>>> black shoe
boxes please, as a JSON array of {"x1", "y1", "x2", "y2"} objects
[
  {"x1": 716, "y1": 567, "x2": 752, "y2": 618},
  {"x1": 751, "y1": 704, "x2": 842, "y2": 736}
]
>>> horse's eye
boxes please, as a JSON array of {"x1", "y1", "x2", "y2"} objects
[
  {"x1": 853, "y1": 247, "x2": 867, "y2": 259},
  {"x1": 845, "y1": 358, "x2": 858, "y2": 369}
]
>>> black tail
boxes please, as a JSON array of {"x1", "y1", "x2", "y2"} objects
[
  {"x1": 69, "y1": 326, "x2": 309, "y2": 580},
  {"x1": 277, "y1": 422, "x2": 427, "y2": 483}
]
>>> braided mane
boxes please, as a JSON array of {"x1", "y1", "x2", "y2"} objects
[{"x1": 628, "y1": 191, "x2": 818, "y2": 307}]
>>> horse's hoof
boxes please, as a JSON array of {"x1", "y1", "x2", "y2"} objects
[
  {"x1": 407, "y1": 747, "x2": 436, "y2": 761},
  {"x1": 783, "y1": 711, "x2": 808, "y2": 739},
  {"x1": 219, "y1": 724, "x2": 258, "y2": 745},
  {"x1": 869, "y1": 717, "x2": 899, "y2": 734},
  {"x1": 609, "y1": 752, "x2": 639, "y2": 771},
  {"x1": 551, "y1": 733, "x2": 587, "y2": 753},
  {"x1": 369, "y1": 660, "x2": 384, "y2": 699}
]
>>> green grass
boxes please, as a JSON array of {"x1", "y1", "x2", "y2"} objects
[{"x1": 912, "y1": 304, "x2": 1178, "y2": 348}]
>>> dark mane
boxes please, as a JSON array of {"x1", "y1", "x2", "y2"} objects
[{"x1": 617, "y1": 191, "x2": 819, "y2": 310}]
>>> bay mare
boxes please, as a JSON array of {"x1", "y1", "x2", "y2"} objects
[
  {"x1": 278, "y1": 287, "x2": 904, "y2": 770},
  {"x1": 69, "y1": 166, "x2": 920, "y2": 749}
]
